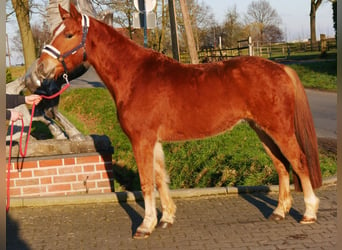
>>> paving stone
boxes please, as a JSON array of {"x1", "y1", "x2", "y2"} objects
[{"x1": 6, "y1": 184, "x2": 336, "y2": 249}]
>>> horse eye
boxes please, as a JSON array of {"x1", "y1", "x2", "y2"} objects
[{"x1": 65, "y1": 33, "x2": 73, "y2": 39}]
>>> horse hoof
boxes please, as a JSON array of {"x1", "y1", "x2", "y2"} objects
[
  {"x1": 300, "y1": 216, "x2": 316, "y2": 224},
  {"x1": 269, "y1": 213, "x2": 285, "y2": 221},
  {"x1": 133, "y1": 230, "x2": 151, "y2": 239},
  {"x1": 157, "y1": 221, "x2": 173, "y2": 229}
]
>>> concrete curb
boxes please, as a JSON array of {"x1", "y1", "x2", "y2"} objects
[{"x1": 9, "y1": 176, "x2": 337, "y2": 208}]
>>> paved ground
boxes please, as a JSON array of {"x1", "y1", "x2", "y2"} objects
[{"x1": 6, "y1": 183, "x2": 336, "y2": 249}]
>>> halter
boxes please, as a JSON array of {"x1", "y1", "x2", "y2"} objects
[{"x1": 42, "y1": 14, "x2": 90, "y2": 73}]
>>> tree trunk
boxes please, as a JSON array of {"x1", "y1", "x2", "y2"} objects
[
  {"x1": 156, "y1": 0, "x2": 166, "y2": 52},
  {"x1": 11, "y1": 0, "x2": 36, "y2": 70},
  {"x1": 179, "y1": 0, "x2": 198, "y2": 64},
  {"x1": 168, "y1": 0, "x2": 179, "y2": 61},
  {"x1": 310, "y1": 0, "x2": 322, "y2": 44},
  {"x1": 310, "y1": 1, "x2": 317, "y2": 43}
]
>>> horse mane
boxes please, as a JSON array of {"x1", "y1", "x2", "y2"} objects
[{"x1": 88, "y1": 17, "x2": 179, "y2": 68}]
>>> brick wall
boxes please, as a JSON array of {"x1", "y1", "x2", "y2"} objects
[{"x1": 7, "y1": 153, "x2": 114, "y2": 197}]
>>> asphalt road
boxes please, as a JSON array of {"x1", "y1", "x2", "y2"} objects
[
  {"x1": 70, "y1": 67, "x2": 337, "y2": 140},
  {"x1": 305, "y1": 89, "x2": 337, "y2": 139}
]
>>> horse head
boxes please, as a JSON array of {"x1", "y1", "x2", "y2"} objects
[{"x1": 37, "y1": 4, "x2": 88, "y2": 82}]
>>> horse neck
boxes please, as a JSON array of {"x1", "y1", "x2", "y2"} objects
[{"x1": 85, "y1": 19, "x2": 144, "y2": 103}]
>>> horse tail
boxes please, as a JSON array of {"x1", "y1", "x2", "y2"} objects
[{"x1": 284, "y1": 66, "x2": 322, "y2": 191}]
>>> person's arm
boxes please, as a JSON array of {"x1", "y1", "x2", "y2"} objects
[
  {"x1": 6, "y1": 110, "x2": 11, "y2": 120},
  {"x1": 6, "y1": 110, "x2": 23, "y2": 122},
  {"x1": 6, "y1": 94, "x2": 26, "y2": 109}
]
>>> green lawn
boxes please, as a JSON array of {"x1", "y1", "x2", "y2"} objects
[{"x1": 288, "y1": 60, "x2": 337, "y2": 91}]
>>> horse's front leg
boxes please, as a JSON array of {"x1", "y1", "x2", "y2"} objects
[
  {"x1": 54, "y1": 111, "x2": 85, "y2": 140},
  {"x1": 34, "y1": 115, "x2": 68, "y2": 140},
  {"x1": 153, "y1": 142, "x2": 176, "y2": 228},
  {"x1": 132, "y1": 138, "x2": 158, "y2": 239}
]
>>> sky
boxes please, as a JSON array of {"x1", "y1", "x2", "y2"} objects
[
  {"x1": 6, "y1": 0, "x2": 335, "y2": 65},
  {"x1": 201, "y1": 0, "x2": 335, "y2": 42}
]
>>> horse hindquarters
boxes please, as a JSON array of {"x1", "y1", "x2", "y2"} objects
[
  {"x1": 249, "y1": 66, "x2": 321, "y2": 223},
  {"x1": 250, "y1": 116, "x2": 319, "y2": 223},
  {"x1": 287, "y1": 66, "x2": 322, "y2": 191}
]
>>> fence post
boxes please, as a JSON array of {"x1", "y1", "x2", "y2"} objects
[
  {"x1": 248, "y1": 36, "x2": 253, "y2": 56},
  {"x1": 320, "y1": 34, "x2": 327, "y2": 56}
]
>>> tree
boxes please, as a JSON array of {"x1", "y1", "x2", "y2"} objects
[
  {"x1": 11, "y1": 0, "x2": 36, "y2": 70},
  {"x1": 179, "y1": 0, "x2": 216, "y2": 51},
  {"x1": 95, "y1": 0, "x2": 136, "y2": 39},
  {"x1": 179, "y1": 0, "x2": 198, "y2": 63},
  {"x1": 332, "y1": 0, "x2": 337, "y2": 38},
  {"x1": 222, "y1": 6, "x2": 246, "y2": 48},
  {"x1": 153, "y1": 0, "x2": 167, "y2": 52},
  {"x1": 309, "y1": 0, "x2": 323, "y2": 43},
  {"x1": 244, "y1": 0, "x2": 283, "y2": 43},
  {"x1": 6, "y1": 0, "x2": 15, "y2": 20},
  {"x1": 263, "y1": 24, "x2": 283, "y2": 42},
  {"x1": 31, "y1": 21, "x2": 51, "y2": 56}
]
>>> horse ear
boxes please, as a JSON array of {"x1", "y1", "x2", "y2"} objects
[
  {"x1": 58, "y1": 4, "x2": 70, "y2": 20},
  {"x1": 69, "y1": 3, "x2": 82, "y2": 20}
]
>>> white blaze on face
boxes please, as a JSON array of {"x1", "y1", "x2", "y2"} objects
[
  {"x1": 51, "y1": 23, "x2": 66, "y2": 44},
  {"x1": 42, "y1": 23, "x2": 66, "y2": 59}
]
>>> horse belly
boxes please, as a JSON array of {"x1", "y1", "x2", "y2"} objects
[{"x1": 158, "y1": 98, "x2": 244, "y2": 142}]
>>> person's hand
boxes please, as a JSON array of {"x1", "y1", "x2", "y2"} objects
[
  {"x1": 10, "y1": 110, "x2": 23, "y2": 122},
  {"x1": 25, "y1": 94, "x2": 42, "y2": 105}
]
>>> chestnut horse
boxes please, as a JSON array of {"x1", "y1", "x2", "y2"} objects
[{"x1": 36, "y1": 4, "x2": 322, "y2": 239}]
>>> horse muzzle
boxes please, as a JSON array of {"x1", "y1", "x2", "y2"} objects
[
  {"x1": 34, "y1": 58, "x2": 57, "y2": 82},
  {"x1": 23, "y1": 60, "x2": 44, "y2": 92}
]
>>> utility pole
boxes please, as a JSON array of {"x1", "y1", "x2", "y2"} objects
[
  {"x1": 168, "y1": 0, "x2": 179, "y2": 61},
  {"x1": 179, "y1": 0, "x2": 198, "y2": 64}
]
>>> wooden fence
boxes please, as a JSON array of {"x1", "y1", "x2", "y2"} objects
[
  {"x1": 180, "y1": 35, "x2": 336, "y2": 63},
  {"x1": 253, "y1": 36, "x2": 336, "y2": 58},
  {"x1": 195, "y1": 37, "x2": 253, "y2": 63}
]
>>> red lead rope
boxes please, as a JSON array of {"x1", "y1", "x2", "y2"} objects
[{"x1": 6, "y1": 74, "x2": 71, "y2": 212}]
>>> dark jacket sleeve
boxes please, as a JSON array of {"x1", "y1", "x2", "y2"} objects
[
  {"x1": 6, "y1": 110, "x2": 11, "y2": 120},
  {"x1": 6, "y1": 94, "x2": 26, "y2": 109},
  {"x1": 6, "y1": 94, "x2": 26, "y2": 120}
]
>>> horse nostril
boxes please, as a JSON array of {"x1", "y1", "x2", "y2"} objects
[
  {"x1": 37, "y1": 62, "x2": 45, "y2": 76},
  {"x1": 37, "y1": 60, "x2": 55, "y2": 80},
  {"x1": 24, "y1": 60, "x2": 43, "y2": 92}
]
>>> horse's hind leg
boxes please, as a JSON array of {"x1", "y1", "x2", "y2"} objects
[
  {"x1": 249, "y1": 122, "x2": 292, "y2": 220},
  {"x1": 254, "y1": 124, "x2": 319, "y2": 223},
  {"x1": 131, "y1": 138, "x2": 158, "y2": 239},
  {"x1": 153, "y1": 142, "x2": 176, "y2": 228},
  {"x1": 277, "y1": 136, "x2": 320, "y2": 223}
]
